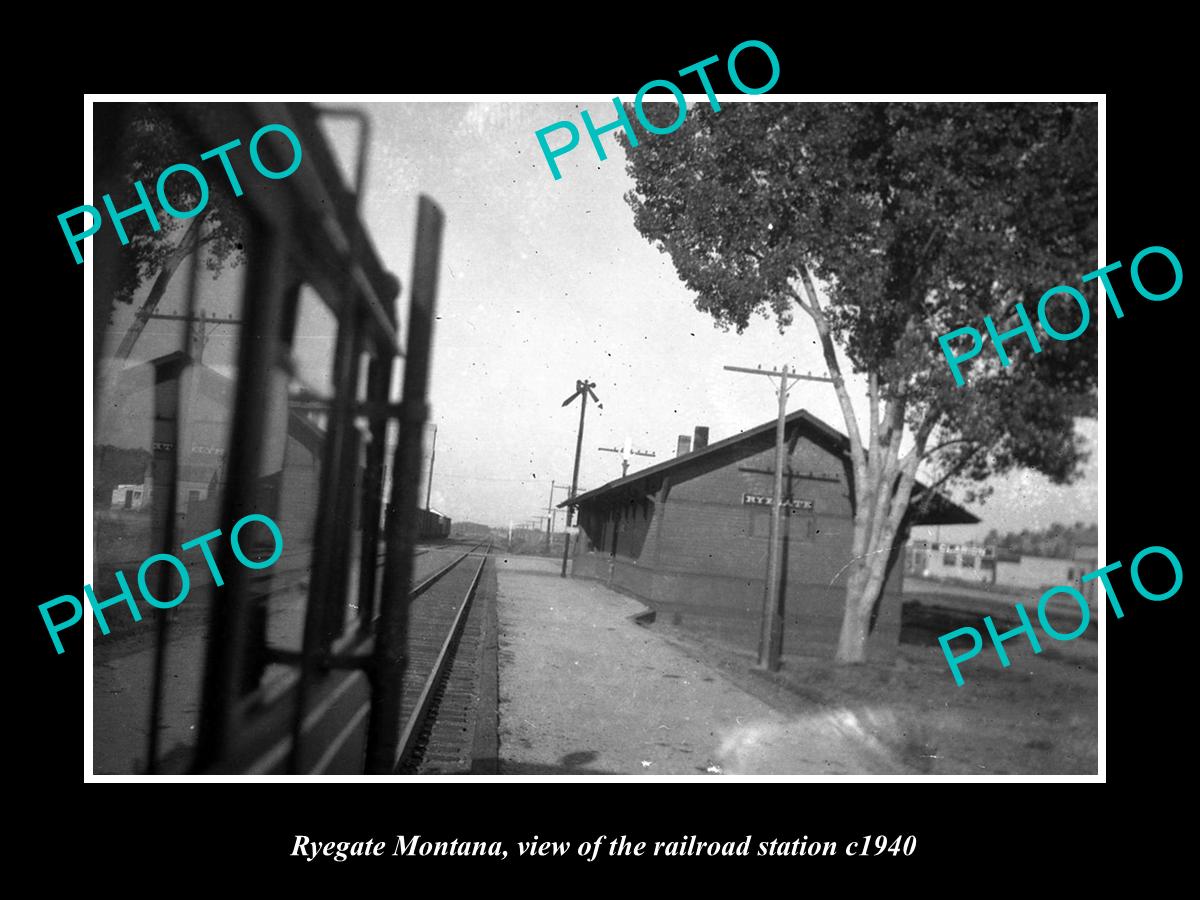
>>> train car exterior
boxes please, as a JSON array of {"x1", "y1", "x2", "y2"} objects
[{"x1": 91, "y1": 101, "x2": 445, "y2": 775}]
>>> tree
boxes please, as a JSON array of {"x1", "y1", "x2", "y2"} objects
[
  {"x1": 95, "y1": 103, "x2": 248, "y2": 364},
  {"x1": 619, "y1": 102, "x2": 1097, "y2": 663},
  {"x1": 990, "y1": 521, "x2": 1097, "y2": 558}
]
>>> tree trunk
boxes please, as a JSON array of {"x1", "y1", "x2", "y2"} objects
[
  {"x1": 791, "y1": 269, "x2": 925, "y2": 666},
  {"x1": 834, "y1": 454, "x2": 920, "y2": 663},
  {"x1": 835, "y1": 562, "x2": 871, "y2": 662}
]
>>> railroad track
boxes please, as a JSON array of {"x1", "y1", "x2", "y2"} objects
[
  {"x1": 94, "y1": 537, "x2": 494, "y2": 774},
  {"x1": 395, "y1": 540, "x2": 493, "y2": 773}
]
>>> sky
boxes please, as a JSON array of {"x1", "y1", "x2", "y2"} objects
[{"x1": 303, "y1": 101, "x2": 1098, "y2": 539}]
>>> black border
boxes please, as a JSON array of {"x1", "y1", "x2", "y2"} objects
[{"x1": 24, "y1": 29, "x2": 1188, "y2": 881}]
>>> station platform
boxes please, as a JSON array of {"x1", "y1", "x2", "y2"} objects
[{"x1": 494, "y1": 555, "x2": 904, "y2": 775}]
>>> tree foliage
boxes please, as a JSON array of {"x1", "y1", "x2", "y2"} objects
[
  {"x1": 101, "y1": 102, "x2": 249, "y2": 313},
  {"x1": 984, "y1": 521, "x2": 1097, "y2": 559},
  {"x1": 620, "y1": 102, "x2": 1097, "y2": 499}
]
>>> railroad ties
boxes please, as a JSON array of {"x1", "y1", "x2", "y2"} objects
[{"x1": 396, "y1": 540, "x2": 497, "y2": 774}]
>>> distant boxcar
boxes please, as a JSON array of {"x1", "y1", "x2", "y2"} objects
[
  {"x1": 383, "y1": 505, "x2": 451, "y2": 540},
  {"x1": 417, "y1": 507, "x2": 451, "y2": 540}
]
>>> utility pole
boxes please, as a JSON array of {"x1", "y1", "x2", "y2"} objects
[
  {"x1": 424, "y1": 423, "x2": 438, "y2": 512},
  {"x1": 545, "y1": 480, "x2": 571, "y2": 551},
  {"x1": 724, "y1": 364, "x2": 834, "y2": 672},
  {"x1": 113, "y1": 215, "x2": 207, "y2": 362},
  {"x1": 142, "y1": 308, "x2": 242, "y2": 365},
  {"x1": 598, "y1": 436, "x2": 656, "y2": 478},
  {"x1": 560, "y1": 379, "x2": 601, "y2": 577}
]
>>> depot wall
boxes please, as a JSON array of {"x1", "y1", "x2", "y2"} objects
[{"x1": 570, "y1": 431, "x2": 903, "y2": 658}]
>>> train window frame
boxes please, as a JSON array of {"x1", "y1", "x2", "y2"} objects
[
  {"x1": 164, "y1": 103, "x2": 405, "y2": 774},
  {"x1": 253, "y1": 275, "x2": 364, "y2": 665},
  {"x1": 96, "y1": 102, "x2": 442, "y2": 776}
]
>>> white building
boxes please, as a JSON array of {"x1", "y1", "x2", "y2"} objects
[
  {"x1": 905, "y1": 541, "x2": 994, "y2": 584},
  {"x1": 111, "y1": 483, "x2": 149, "y2": 510}
]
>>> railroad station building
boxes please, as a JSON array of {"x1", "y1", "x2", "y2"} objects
[
  {"x1": 95, "y1": 350, "x2": 329, "y2": 551},
  {"x1": 562, "y1": 409, "x2": 976, "y2": 659}
]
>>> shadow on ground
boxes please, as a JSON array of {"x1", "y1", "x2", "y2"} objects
[{"x1": 494, "y1": 749, "x2": 623, "y2": 775}]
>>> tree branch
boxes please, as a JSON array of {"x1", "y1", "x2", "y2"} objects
[
  {"x1": 881, "y1": 391, "x2": 905, "y2": 449},
  {"x1": 908, "y1": 229, "x2": 942, "y2": 303},
  {"x1": 787, "y1": 283, "x2": 813, "y2": 315},
  {"x1": 794, "y1": 264, "x2": 873, "y2": 571},
  {"x1": 796, "y1": 264, "x2": 865, "y2": 476},
  {"x1": 911, "y1": 443, "x2": 989, "y2": 521},
  {"x1": 902, "y1": 402, "x2": 943, "y2": 467},
  {"x1": 923, "y1": 437, "x2": 976, "y2": 457},
  {"x1": 864, "y1": 372, "x2": 881, "y2": 552}
]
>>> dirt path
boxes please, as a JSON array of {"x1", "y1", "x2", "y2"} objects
[{"x1": 494, "y1": 556, "x2": 910, "y2": 775}]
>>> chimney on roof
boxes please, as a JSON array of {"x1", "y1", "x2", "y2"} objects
[
  {"x1": 676, "y1": 435, "x2": 691, "y2": 457},
  {"x1": 693, "y1": 426, "x2": 709, "y2": 451}
]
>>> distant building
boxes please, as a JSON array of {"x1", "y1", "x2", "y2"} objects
[
  {"x1": 562, "y1": 409, "x2": 976, "y2": 659},
  {"x1": 96, "y1": 351, "x2": 329, "y2": 545},
  {"x1": 905, "y1": 541, "x2": 995, "y2": 584},
  {"x1": 996, "y1": 551, "x2": 1100, "y2": 603},
  {"x1": 452, "y1": 520, "x2": 494, "y2": 539},
  {"x1": 111, "y1": 482, "x2": 149, "y2": 510},
  {"x1": 907, "y1": 537, "x2": 1101, "y2": 603}
]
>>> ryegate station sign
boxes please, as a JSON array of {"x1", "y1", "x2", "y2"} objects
[{"x1": 743, "y1": 493, "x2": 813, "y2": 510}]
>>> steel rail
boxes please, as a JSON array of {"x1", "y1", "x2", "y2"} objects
[
  {"x1": 240, "y1": 539, "x2": 489, "y2": 774},
  {"x1": 394, "y1": 541, "x2": 491, "y2": 771},
  {"x1": 408, "y1": 541, "x2": 485, "y2": 598}
]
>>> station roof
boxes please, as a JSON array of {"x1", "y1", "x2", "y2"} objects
[
  {"x1": 109, "y1": 350, "x2": 326, "y2": 455},
  {"x1": 559, "y1": 408, "x2": 978, "y2": 526}
]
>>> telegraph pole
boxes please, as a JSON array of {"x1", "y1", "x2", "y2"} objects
[
  {"x1": 724, "y1": 364, "x2": 834, "y2": 671},
  {"x1": 561, "y1": 379, "x2": 601, "y2": 577},
  {"x1": 598, "y1": 436, "x2": 656, "y2": 478},
  {"x1": 424, "y1": 423, "x2": 438, "y2": 512},
  {"x1": 142, "y1": 307, "x2": 242, "y2": 365},
  {"x1": 546, "y1": 480, "x2": 571, "y2": 551}
]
